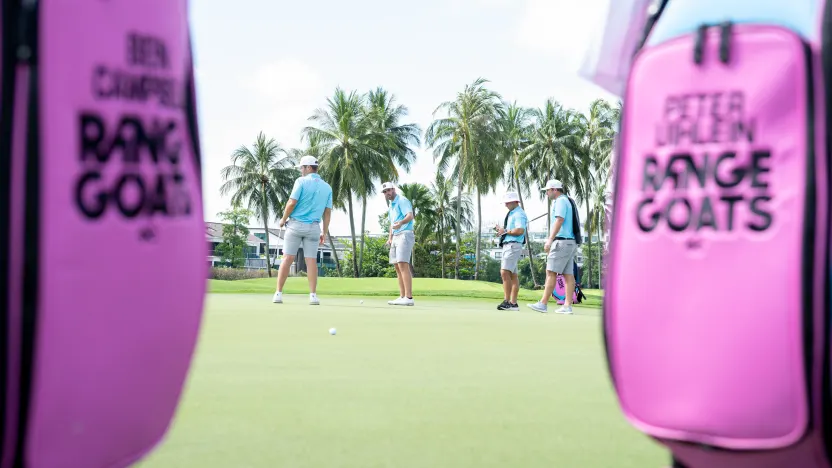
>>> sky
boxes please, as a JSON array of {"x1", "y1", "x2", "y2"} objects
[{"x1": 190, "y1": 0, "x2": 617, "y2": 236}]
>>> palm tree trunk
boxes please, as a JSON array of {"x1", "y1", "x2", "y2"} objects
[
  {"x1": 359, "y1": 195, "x2": 367, "y2": 275},
  {"x1": 455, "y1": 178, "x2": 463, "y2": 280},
  {"x1": 439, "y1": 217, "x2": 445, "y2": 279},
  {"x1": 474, "y1": 190, "x2": 482, "y2": 281},
  {"x1": 261, "y1": 184, "x2": 272, "y2": 277},
  {"x1": 346, "y1": 195, "x2": 359, "y2": 278},
  {"x1": 586, "y1": 209, "x2": 594, "y2": 288},
  {"x1": 327, "y1": 230, "x2": 343, "y2": 276},
  {"x1": 515, "y1": 175, "x2": 539, "y2": 288}
]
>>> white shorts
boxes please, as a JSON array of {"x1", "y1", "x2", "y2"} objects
[
  {"x1": 283, "y1": 220, "x2": 321, "y2": 259},
  {"x1": 501, "y1": 242, "x2": 522, "y2": 274},
  {"x1": 389, "y1": 231, "x2": 415, "y2": 264}
]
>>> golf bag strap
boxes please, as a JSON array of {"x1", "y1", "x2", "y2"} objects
[
  {"x1": 500, "y1": 209, "x2": 527, "y2": 246},
  {"x1": 568, "y1": 196, "x2": 582, "y2": 244},
  {"x1": 634, "y1": 0, "x2": 670, "y2": 54}
]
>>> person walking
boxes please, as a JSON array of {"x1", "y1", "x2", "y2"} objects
[
  {"x1": 528, "y1": 179, "x2": 581, "y2": 314},
  {"x1": 273, "y1": 155, "x2": 333, "y2": 305},
  {"x1": 382, "y1": 182, "x2": 416, "y2": 306},
  {"x1": 495, "y1": 192, "x2": 528, "y2": 311}
]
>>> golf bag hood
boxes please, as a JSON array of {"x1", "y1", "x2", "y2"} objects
[{"x1": 0, "y1": 0, "x2": 207, "y2": 466}]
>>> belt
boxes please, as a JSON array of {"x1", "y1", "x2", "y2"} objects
[{"x1": 554, "y1": 237, "x2": 574, "y2": 241}]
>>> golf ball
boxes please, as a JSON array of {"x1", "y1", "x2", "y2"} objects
[
  {"x1": 329, "y1": 328, "x2": 337, "y2": 335},
  {"x1": 360, "y1": 300, "x2": 364, "y2": 304}
]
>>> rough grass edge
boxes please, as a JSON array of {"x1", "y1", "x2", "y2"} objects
[{"x1": 207, "y1": 280, "x2": 603, "y2": 308}]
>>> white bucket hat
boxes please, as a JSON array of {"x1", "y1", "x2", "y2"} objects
[
  {"x1": 296, "y1": 155, "x2": 319, "y2": 167},
  {"x1": 502, "y1": 192, "x2": 520, "y2": 203}
]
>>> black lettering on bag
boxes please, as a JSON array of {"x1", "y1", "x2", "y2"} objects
[
  {"x1": 74, "y1": 112, "x2": 191, "y2": 220},
  {"x1": 636, "y1": 90, "x2": 773, "y2": 237}
]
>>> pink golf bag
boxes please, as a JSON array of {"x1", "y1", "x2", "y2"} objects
[
  {"x1": 0, "y1": 1, "x2": 207, "y2": 467},
  {"x1": 604, "y1": 1, "x2": 832, "y2": 467}
]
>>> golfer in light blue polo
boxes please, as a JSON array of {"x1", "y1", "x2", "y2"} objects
[
  {"x1": 529, "y1": 179, "x2": 579, "y2": 315},
  {"x1": 496, "y1": 191, "x2": 527, "y2": 311},
  {"x1": 273, "y1": 155, "x2": 333, "y2": 306},
  {"x1": 382, "y1": 182, "x2": 416, "y2": 306}
]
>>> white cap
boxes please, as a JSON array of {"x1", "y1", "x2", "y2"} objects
[
  {"x1": 296, "y1": 155, "x2": 319, "y2": 167},
  {"x1": 541, "y1": 179, "x2": 564, "y2": 191},
  {"x1": 381, "y1": 182, "x2": 396, "y2": 191},
  {"x1": 502, "y1": 192, "x2": 520, "y2": 203}
]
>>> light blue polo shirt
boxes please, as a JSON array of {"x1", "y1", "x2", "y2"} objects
[
  {"x1": 288, "y1": 173, "x2": 333, "y2": 223},
  {"x1": 504, "y1": 206, "x2": 528, "y2": 244},
  {"x1": 389, "y1": 195, "x2": 414, "y2": 234},
  {"x1": 552, "y1": 195, "x2": 574, "y2": 239}
]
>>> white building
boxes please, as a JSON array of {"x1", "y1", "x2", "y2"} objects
[{"x1": 207, "y1": 223, "x2": 348, "y2": 271}]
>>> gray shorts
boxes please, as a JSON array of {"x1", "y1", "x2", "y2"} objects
[
  {"x1": 547, "y1": 239, "x2": 577, "y2": 274},
  {"x1": 389, "y1": 231, "x2": 415, "y2": 264},
  {"x1": 501, "y1": 242, "x2": 522, "y2": 274},
  {"x1": 284, "y1": 220, "x2": 321, "y2": 259}
]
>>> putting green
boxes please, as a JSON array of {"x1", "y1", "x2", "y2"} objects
[{"x1": 137, "y1": 294, "x2": 665, "y2": 468}]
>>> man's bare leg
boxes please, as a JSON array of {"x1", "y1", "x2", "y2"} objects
[
  {"x1": 395, "y1": 264, "x2": 406, "y2": 297},
  {"x1": 500, "y1": 270, "x2": 512, "y2": 301},
  {"x1": 398, "y1": 262, "x2": 413, "y2": 298},
  {"x1": 277, "y1": 255, "x2": 296, "y2": 292},
  {"x1": 540, "y1": 271, "x2": 557, "y2": 305},
  {"x1": 305, "y1": 257, "x2": 318, "y2": 294},
  {"x1": 563, "y1": 273, "x2": 575, "y2": 308},
  {"x1": 510, "y1": 273, "x2": 520, "y2": 304}
]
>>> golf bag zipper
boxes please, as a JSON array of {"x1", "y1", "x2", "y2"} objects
[
  {"x1": 0, "y1": 0, "x2": 21, "y2": 460},
  {"x1": 820, "y1": 0, "x2": 832, "y2": 460},
  {"x1": 12, "y1": 0, "x2": 37, "y2": 466}
]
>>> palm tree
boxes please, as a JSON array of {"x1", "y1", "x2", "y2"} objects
[
  {"x1": 429, "y1": 172, "x2": 474, "y2": 279},
  {"x1": 399, "y1": 183, "x2": 436, "y2": 241},
  {"x1": 460, "y1": 121, "x2": 503, "y2": 280},
  {"x1": 361, "y1": 88, "x2": 420, "y2": 271},
  {"x1": 304, "y1": 88, "x2": 395, "y2": 278},
  {"x1": 424, "y1": 77, "x2": 502, "y2": 280},
  {"x1": 524, "y1": 99, "x2": 584, "y2": 232},
  {"x1": 219, "y1": 132, "x2": 298, "y2": 277},
  {"x1": 574, "y1": 98, "x2": 618, "y2": 287},
  {"x1": 496, "y1": 102, "x2": 539, "y2": 288}
]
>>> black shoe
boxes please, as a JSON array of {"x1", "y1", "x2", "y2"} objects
[
  {"x1": 497, "y1": 300, "x2": 510, "y2": 310},
  {"x1": 507, "y1": 303, "x2": 520, "y2": 311}
]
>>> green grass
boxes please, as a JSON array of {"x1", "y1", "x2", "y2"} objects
[
  {"x1": 137, "y1": 294, "x2": 664, "y2": 468},
  {"x1": 209, "y1": 277, "x2": 604, "y2": 308}
]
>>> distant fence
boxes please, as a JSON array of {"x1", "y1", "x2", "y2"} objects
[{"x1": 209, "y1": 256, "x2": 340, "y2": 276}]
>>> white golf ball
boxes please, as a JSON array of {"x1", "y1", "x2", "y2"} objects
[
  {"x1": 329, "y1": 328, "x2": 337, "y2": 335},
  {"x1": 360, "y1": 300, "x2": 364, "y2": 304}
]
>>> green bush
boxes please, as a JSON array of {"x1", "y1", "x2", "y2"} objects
[{"x1": 211, "y1": 267, "x2": 269, "y2": 281}]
